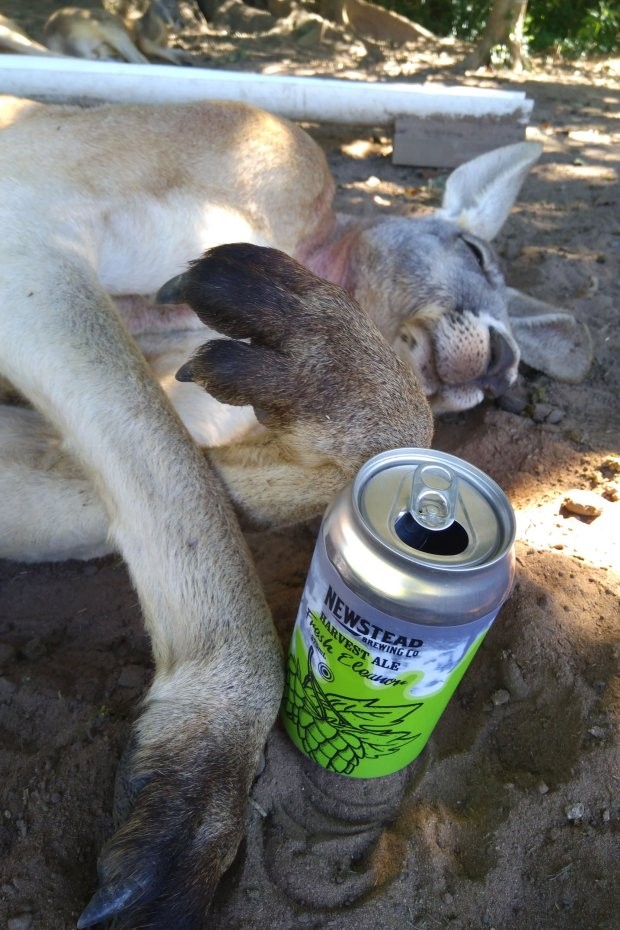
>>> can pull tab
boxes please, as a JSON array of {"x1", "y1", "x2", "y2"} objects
[{"x1": 409, "y1": 464, "x2": 457, "y2": 531}]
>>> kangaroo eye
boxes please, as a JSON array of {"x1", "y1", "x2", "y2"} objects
[{"x1": 462, "y1": 236, "x2": 487, "y2": 270}]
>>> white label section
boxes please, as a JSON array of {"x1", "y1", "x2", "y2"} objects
[{"x1": 296, "y1": 535, "x2": 500, "y2": 698}]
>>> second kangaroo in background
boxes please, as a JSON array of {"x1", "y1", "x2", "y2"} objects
[{"x1": 43, "y1": 0, "x2": 191, "y2": 64}]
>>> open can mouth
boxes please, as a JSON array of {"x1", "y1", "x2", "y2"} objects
[{"x1": 353, "y1": 447, "x2": 516, "y2": 572}]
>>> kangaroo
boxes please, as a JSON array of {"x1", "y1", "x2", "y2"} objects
[
  {"x1": 42, "y1": 0, "x2": 191, "y2": 65},
  {"x1": 0, "y1": 96, "x2": 590, "y2": 927}
]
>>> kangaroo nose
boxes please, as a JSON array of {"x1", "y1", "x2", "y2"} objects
[{"x1": 480, "y1": 327, "x2": 519, "y2": 397}]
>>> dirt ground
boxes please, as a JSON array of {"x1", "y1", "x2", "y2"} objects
[{"x1": 0, "y1": 4, "x2": 619, "y2": 930}]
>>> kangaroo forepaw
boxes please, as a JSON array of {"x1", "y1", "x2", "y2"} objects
[
  {"x1": 159, "y1": 243, "x2": 433, "y2": 455},
  {"x1": 78, "y1": 716, "x2": 256, "y2": 930}
]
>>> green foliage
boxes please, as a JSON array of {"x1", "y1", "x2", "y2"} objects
[
  {"x1": 573, "y1": 1, "x2": 620, "y2": 53},
  {"x1": 375, "y1": 0, "x2": 620, "y2": 54},
  {"x1": 523, "y1": 0, "x2": 620, "y2": 53}
]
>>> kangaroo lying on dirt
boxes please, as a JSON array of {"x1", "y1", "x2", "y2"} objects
[
  {"x1": 0, "y1": 95, "x2": 590, "y2": 927},
  {"x1": 45, "y1": 0, "x2": 192, "y2": 64},
  {"x1": 0, "y1": 1, "x2": 190, "y2": 64}
]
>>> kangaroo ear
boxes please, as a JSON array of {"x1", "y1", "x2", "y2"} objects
[
  {"x1": 437, "y1": 141, "x2": 542, "y2": 241},
  {"x1": 506, "y1": 288, "x2": 593, "y2": 382}
]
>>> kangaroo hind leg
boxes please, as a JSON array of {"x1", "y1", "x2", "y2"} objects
[{"x1": 0, "y1": 248, "x2": 283, "y2": 930}]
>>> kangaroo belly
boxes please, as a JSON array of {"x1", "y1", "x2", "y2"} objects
[{"x1": 97, "y1": 194, "x2": 273, "y2": 296}]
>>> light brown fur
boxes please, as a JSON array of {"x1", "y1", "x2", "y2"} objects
[
  {"x1": 42, "y1": 1, "x2": 192, "y2": 65},
  {"x1": 0, "y1": 95, "x2": 590, "y2": 927},
  {"x1": 0, "y1": 95, "x2": 432, "y2": 929}
]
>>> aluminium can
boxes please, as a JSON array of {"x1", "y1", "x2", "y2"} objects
[{"x1": 281, "y1": 448, "x2": 516, "y2": 778}]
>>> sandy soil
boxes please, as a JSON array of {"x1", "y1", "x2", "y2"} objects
[{"x1": 0, "y1": 5, "x2": 618, "y2": 930}]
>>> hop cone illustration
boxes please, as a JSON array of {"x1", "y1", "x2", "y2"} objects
[{"x1": 283, "y1": 618, "x2": 422, "y2": 775}]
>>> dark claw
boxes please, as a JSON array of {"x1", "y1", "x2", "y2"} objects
[
  {"x1": 175, "y1": 339, "x2": 289, "y2": 416},
  {"x1": 163, "y1": 244, "x2": 310, "y2": 344},
  {"x1": 175, "y1": 361, "x2": 194, "y2": 382},
  {"x1": 75, "y1": 718, "x2": 267, "y2": 930},
  {"x1": 77, "y1": 878, "x2": 149, "y2": 928},
  {"x1": 155, "y1": 271, "x2": 190, "y2": 305}
]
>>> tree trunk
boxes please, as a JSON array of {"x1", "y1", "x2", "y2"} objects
[{"x1": 461, "y1": 0, "x2": 528, "y2": 70}]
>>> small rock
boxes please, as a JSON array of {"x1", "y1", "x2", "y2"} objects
[
  {"x1": 497, "y1": 385, "x2": 528, "y2": 414},
  {"x1": 491, "y1": 689, "x2": 511, "y2": 706},
  {"x1": 565, "y1": 802, "x2": 585, "y2": 821},
  {"x1": 501, "y1": 654, "x2": 529, "y2": 700},
  {"x1": 545, "y1": 407, "x2": 565, "y2": 425},
  {"x1": 562, "y1": 490, "x2": 604, "y2": 519},
  {"x1": 588, "y1": 726, "x2": 606, "y2": 740},
  {"x1": 602, "y1": 808, "x2": 611, "y2": 823},
  {"x1": 601, "y1": 455, "x2": 620, "y2": 475},
  {"x1": 531, "y1": 402, "x2": 554, "y2": 423},
  {"x1": 537, "y1": 781, "x2": 549, "y2": 795},
  {"x1": 8, "y1": 913, "x2": 33, "y2": 930},
  {"x1": 528, "y1": 402, "x2": 565, "y2": 425}
]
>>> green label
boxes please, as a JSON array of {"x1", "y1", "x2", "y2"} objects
[{"x1": 281, "y1": 539, "x2": 496, "y2": 778}]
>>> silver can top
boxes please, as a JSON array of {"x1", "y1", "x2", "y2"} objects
[
  {"x1": 324, "y1": 448, "x2": 516, "y2": 624},
  {"x1": 354, "y1": 448, "x2": 515, "y2": 571}
]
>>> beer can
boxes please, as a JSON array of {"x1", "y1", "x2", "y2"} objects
[{"x1": 281, "y1": 448, "x2": 516, "y2": 778}]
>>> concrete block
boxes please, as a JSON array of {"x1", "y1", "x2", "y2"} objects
[{"x1": 393, "y1": 113, "x2": 529, "y2": 167}]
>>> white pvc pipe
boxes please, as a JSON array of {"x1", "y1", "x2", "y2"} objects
[{"x1": 0, "y1": 56, "x2": 533, "y2": 124}]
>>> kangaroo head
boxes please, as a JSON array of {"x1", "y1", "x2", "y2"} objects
[
  {"x1": 346, "y1": 142, "x2": 592, "y2": 414},
  {"x1": 144, "y1": 0, "x2": 184, "y2": 30},
  {"x1": 349, "y1": 216, "x2": 519, "y2": 413}
]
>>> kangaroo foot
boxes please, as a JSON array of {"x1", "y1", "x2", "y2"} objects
[
  {"x1": 157, "y1": 243, "x2": 433, "y2": 466},
  {"x1": 77, "y1": 677, "x2": 268, "y2": 929}
]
